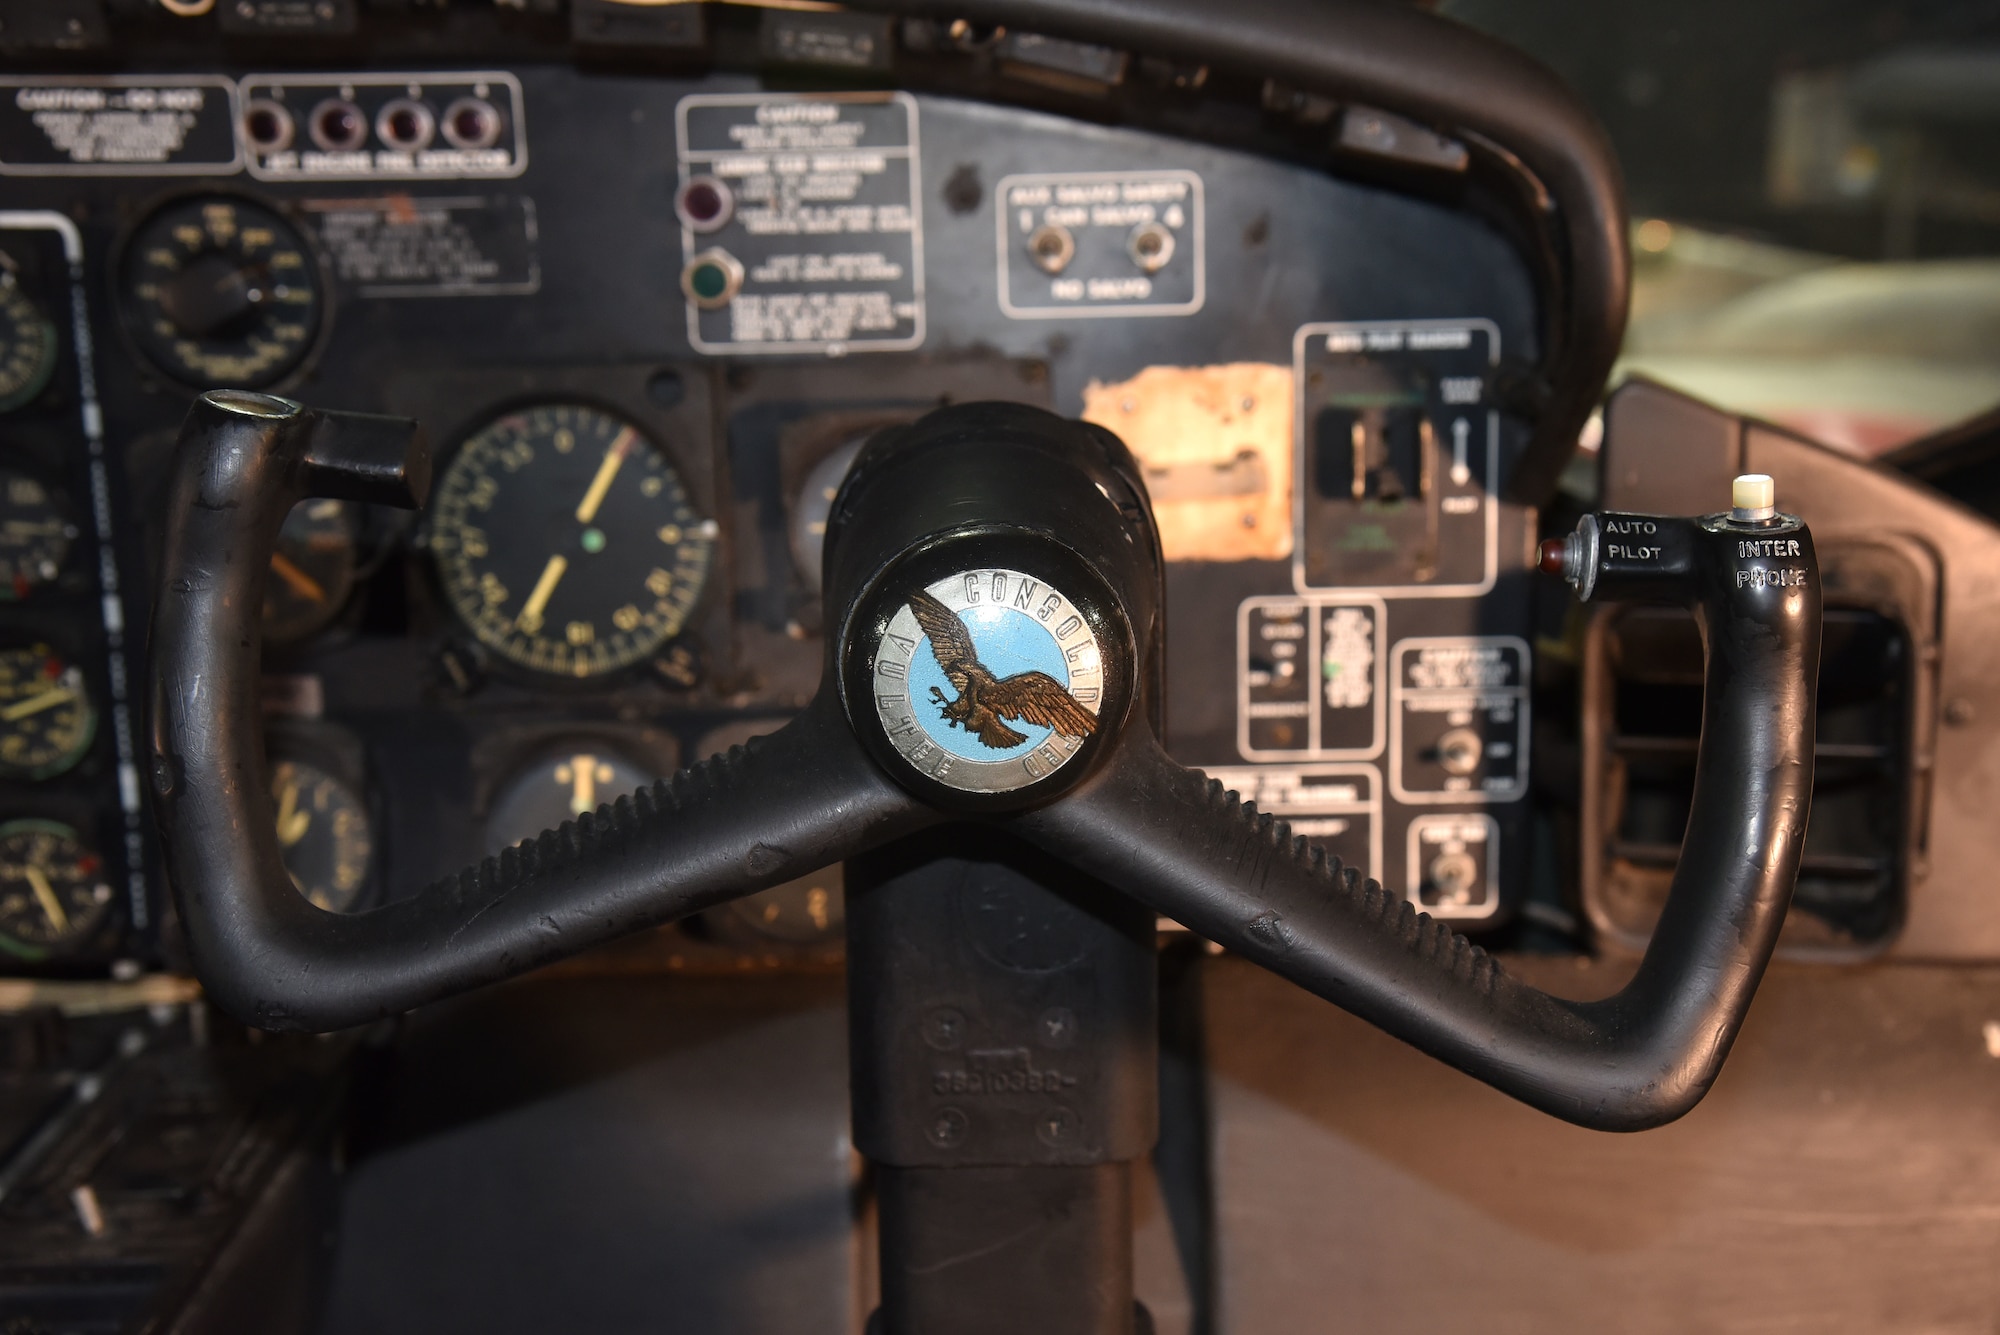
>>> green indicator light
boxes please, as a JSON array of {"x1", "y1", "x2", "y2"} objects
[
  {"x1": 690, "y1": 262, "x2": 729, "y2": 301},
  {"x1": 581, "y1": 527, "x2": 607, "y2": 554}
]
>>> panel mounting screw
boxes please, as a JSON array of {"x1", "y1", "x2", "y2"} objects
[{"x1": 927, "y1": 1106, "x2": 968, "y2": 1149}]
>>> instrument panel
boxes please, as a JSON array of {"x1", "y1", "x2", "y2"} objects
[
  {"x1": 427, "y1": 401, "x2": 718, "y2": 680},
  {"x1": 0, "y1": 33, "x2": 1551, "y2": 981},
  {"x1": 1, "y1": 9, "x2": 1982, "y2": 1331}
]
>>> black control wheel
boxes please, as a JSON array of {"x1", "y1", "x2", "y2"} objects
[{"x1": 149, "y1": 389, "x2": 1819, "y2": 1132}]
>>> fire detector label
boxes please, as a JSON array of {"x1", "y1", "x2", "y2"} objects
[
  {"x1": 241, "y1": 72, "x2": 526, "y2": 182},
  {"x1": 675, "y1": 91, "x2": 924, "y2": 356}
]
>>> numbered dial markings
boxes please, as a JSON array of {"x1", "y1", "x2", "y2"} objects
[
  {"x1": 0, "y1": 275, "x2": 58, "y2": 412},
  {"x1": 0, "y1": 821, "x2": 114, "y2": 960},
  {"x1": 264, "y1": 499, "x2": 359, "y2": 646},
  {"x1": 271, "y1": 759, "x2": 373, "y2": 914},
  {"x1": 0, "y1": 646, "x2": 94, "y2": 780},
  {"x1": 485, "y1": 746, "x2": 660, "y2": 854},
  {"x1": 0, "y1": 471, "x2": 76, "y2": 599},
  {"x1": 120, "y1": 194, "x2": 325, "y2": 389},
  {"x1": 431, "y1": 405, "x2": 717, "y2": 679}
]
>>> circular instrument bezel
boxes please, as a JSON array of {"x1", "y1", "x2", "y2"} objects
[
  {"x1": 0, "y1": 273, "x2": 59, "y2": 413},
  {"x1": 266, "y1": 724, "x2": 379, "y2": 916},
  {"x1": 0, "y1": 642, "x2": 96, "y2": 781},
  {"x1": 426, "y1": 399, "x2": 721, "y2": 685},
  {"x1": 262, "y1": 497, "x2": 362, "y2": 648},
  {"x1": 111, "y1": 187, "x2": 335, "y2": 393},
  {"x1": 0, "y1": 818, "x2": 116, "y2": 962},
  {"x1": 0, "y1": 467, "x2": 78, "y2": 601},
  {"x1": 481, "y1": 737, "x2": 665, "y2": 855},
  {"x1": 268, "y1": 754, "x2": 376, "y2": 914}
]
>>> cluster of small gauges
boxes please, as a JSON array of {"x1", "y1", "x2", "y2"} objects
[
  {"x1": 0, "y1": 185, "x2": 845, "y2": 964},
  {"x1": 88, "y1": 187, "x2": 731, "y2": 925},
  {"x1": 0, "y1": 240, "x2": 118, "y2": 967},
  {"x1": 256, "y1": 397, "x2": 729, "y2": 923}
]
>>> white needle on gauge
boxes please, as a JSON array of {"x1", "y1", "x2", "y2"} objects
[
  {"x1": 567, "y1": 753, "x2": 599, "y2": 814},
  {"x1": 24, "y1": 864, "x2": 68, "y2": 934},
  {"x1": 517, "y1": 555, "x2": 569, "y2": 633},
  {"x1": 575, "y1": 427, "x2": 636, "y2": 525},
  {"x1": 2, "y1": 687, "x2": 72, "y2": 722}
]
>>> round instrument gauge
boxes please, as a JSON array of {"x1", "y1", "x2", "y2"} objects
[
  {"x1": 119, "y1": 194, "x2": 326, "y2": 389},
  {"x1": 429, "y1": 404, "x2": 718, "y2": 680},
  {"x1": 0, "y1": 821, "x2": 114, "y2": 961},
  {"x1": 0, "y1": 645, "x2": 94, "y2": 780},
  {"x1": 789, "y1": 436, "x2": 865, "y2": 593},
  {"x1": 0, "y1": 470, "x2": 76, "y2": 599},
  {"x1": 264, "y1": 498, "x2": 359, "y2": 646},
  {"x1": 728, "y1": 871, "x2": 844, "y2": 944},
  {"x1": 485, "y1": 745, "x2": 660, "y2": 854},
  {"x1": 0, "y1": 272, "x2": 58, "y2": 413},
  {"x1": 271, "y1": 758, "x2": 373, "y2": 913}
]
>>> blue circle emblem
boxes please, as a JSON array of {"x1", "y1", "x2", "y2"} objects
[
  {"x1": 870, "y1": 568, "x2": 1106, "y2": 795},
  {"x1": 908, "y1": 604, "x2": 1072, "y2": 762}
]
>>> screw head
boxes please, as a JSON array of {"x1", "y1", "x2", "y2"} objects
[
  {"x1": 927, "y1": 1106, "x2": 968, "y2": 1149},
  {"x1": 922, "y1": 1007, "x2": 966, "y2": 1051},
  {"x1": 1037, "y1": 1006, "x2": 1077, "y2": 1048},
  {"x1": 1035, "y1": 1105, "x2": 1081, "y2": 1147}
]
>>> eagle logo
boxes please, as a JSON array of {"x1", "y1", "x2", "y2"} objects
[{"x1": 907, "y1": 589, "x2": 1098, "y2": 751}]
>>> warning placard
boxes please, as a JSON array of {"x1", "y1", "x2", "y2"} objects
[
  {"x1": 303, "y1": 194, "x2": 539, "y2": 298},
  {"x1": 675, "y1": 92, "x2": 924, "y2": 355},
  {"x1": 0, "y1": 77, "x2": 240, "y2": 176}
]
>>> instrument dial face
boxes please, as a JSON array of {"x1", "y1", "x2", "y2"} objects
[
  {"x1": 120, "y1": 195, "x2": 325, "y2": 389},
  {"x1": 431, "y1": 404, "x2": 717, "y2": 680},
  {"x1": 485, "y1": 746, "x2": 660, "y2": 854},
  {"x1": 0, "y1": 821, "x2": 114, "y2": 961},
  {"x1": 0, "y1": 646, "x2": 95, "y2": 780},
  {"x1": 729, "y1": 872, "x2": 844, "y2": 944},
  {"x1": 789, "y1": 436, "x2": 865, "y2": 593},
  {"x1": 264, "y1": 498, "x2": 359, "y2": 645},
  {"x1": 271, "y1": 758, "x2": 373, "y2": 913},
  {"x1": 0, "y1": 471, "x2": 76, "y2": 600},
  {"x1": 0, "y1": 274, "x2": 58, "y2": 412}
]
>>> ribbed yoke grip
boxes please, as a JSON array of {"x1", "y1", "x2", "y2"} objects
[
  {"x1": 1023, "y1": 706, "x2": 1812, "y2": 1133},
  {"x1": 148, "y1": 392, "x2": 933, "y2": 1032}
]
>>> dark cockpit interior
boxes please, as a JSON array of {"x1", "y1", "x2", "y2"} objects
[{"x1": 0, "y1": 1, "x2": 1997, "y2": 1331}]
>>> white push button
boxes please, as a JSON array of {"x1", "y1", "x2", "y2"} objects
[{"x1": 1731, "y1": 473, "x2": 1775, "y2": 522}]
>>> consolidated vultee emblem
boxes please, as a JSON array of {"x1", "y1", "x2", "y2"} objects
[{"x1": 870, "y1": 568, "x2": 1103, "y2": 794}]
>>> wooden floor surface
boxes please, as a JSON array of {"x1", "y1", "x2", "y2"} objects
[{"x1": 1185, "y1": 955, "x2": 2000, "y2": 1334}]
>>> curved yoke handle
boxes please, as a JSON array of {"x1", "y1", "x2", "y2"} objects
[
  {"x1": 151, "y1": 394, "x2": 1818, "y2": 1132},
  {"x1": 148, "y1": 392, "x2": 935, "y2": 1030},
  {"x1": 1023, "y1": 480, "x2": 1821, "y2": 1129}
]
